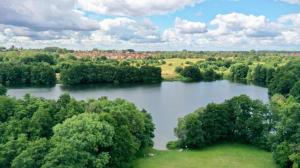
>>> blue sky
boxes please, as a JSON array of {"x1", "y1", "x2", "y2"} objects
[
  {"x1": 0, "y1": 0, "x2": 300, "y2": 50},
  {"x1": 150, "y1": 0, "x2": 300, "y2": 30}
]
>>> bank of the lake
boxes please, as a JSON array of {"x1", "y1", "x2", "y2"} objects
[
  {"x1": 133, "y1": 144, "x2": 277, "y2": 168},
  {"x1": 7, "y1": 80, "x2": 269, "y2": 149}
]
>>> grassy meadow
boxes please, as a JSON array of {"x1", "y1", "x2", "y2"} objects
[
  {"x1": 159, "y1": 58, "x2": 203, "y2": 80},
  {"x1": 133, "y1": 144, "x2": 277, "y2": 168}
]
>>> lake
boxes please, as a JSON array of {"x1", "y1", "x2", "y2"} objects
[{"x1": 7, "y1": 80, "x2": 269, "y2": 149}]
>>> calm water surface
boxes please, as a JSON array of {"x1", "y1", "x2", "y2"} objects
[{"x1": 7, "y1": 80, "x2": 269, "y2": 149}]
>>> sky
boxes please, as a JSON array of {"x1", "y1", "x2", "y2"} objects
[{"x1": 0, "y1": 0, "x2": 300, "y2": 51}]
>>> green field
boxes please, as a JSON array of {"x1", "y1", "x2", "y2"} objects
[
  {"x1": 160, "y1": 58, "x2": 203, "y2": 80},
  {"x1": 133, "y1": 144, "x2": 277, "y2": 168}
]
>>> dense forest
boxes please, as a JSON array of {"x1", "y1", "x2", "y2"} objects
[
  {"x1": 60, "y1": 63, "x2": 161, "y2": 85},
  {"x1": 0, "y1": 93, "x2": 154, "y2": 168}
]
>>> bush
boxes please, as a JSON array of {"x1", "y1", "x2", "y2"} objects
[
  {"x1": 175, "y1": 66, "x2": 183, "y2": 74},
  {"x1": 166, "y1": 141, "x2": 180, "y2": 150},
  {"x1": 180, "y1": 66, "x2": 202, "y2": 81},
  {"x1": 273, "y1": 142, "x2": 292, "y2": 168},
  {"x1": 230, "y1": 64, "x2": 249, "y2": 82},
  {"x1": 202, "y1": 68, "x2": 221, "y2": 81}
]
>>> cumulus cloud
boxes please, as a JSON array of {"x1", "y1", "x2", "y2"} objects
[
  {"x1": 97, "y1": 18, "x2": 161, "y2": 43},
  {"x1": 77, "y1": 0, "x2": 204, "y2": 16},
  {"x1": 162, "y1": 12, "x2": 300, "y2": 50},
  {"x1": 162, "y1": 18, "x2": 207, "y2": 44},
  {"x1": 0, "y1": 0, "x2": 99, "y2": 31},
  {"x1": 279, "y1": 13, "x2": 300, "y2": 27},
  {"x1": 0, "y1": 24, "x2": 81, "y2": 40},
  {"x1": 175, "y1": 18, "x2": 207, "y2": 34},
  {"x1": 210, "y1": 13, "x2": 268, "y2": 35},
  {"x1": 0, "y1": 0, "x2": 300, "y2": 51},
  {"x1": 279, "y1": 0, "x2": 300, "y2": 5}
]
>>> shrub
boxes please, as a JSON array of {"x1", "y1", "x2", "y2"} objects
[{"x1": 180, "y1": 66, "x2": 202, "y2": 81}]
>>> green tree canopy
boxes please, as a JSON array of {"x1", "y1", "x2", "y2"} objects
[{"x1": 0, "y1": 84, "x2": 7, "y2": 95}]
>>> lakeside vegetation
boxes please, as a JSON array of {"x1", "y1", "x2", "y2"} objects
[
  {"x1": 0, "y1": 94, "x2": 154, "y2": 168},
  {"x1": 60, "y1": 63, "x2": 161, "y2": 85},
  {"x1": 0, "y1": 48, "x2": 299, "y2": 87},
  {"x1": 0, "y1": 47, "x2": 299, "y2": 168}
]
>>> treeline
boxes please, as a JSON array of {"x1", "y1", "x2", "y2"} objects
[
  {"x1": 229, "y1": 61, "x2": 300, "y2": 99},
  {"x1": 20, "y1": 53, "x2": 57, "y2": 65},
  {"x1": 0, "y1": 63, "x2": 56, "y2": 86},
  {"x1": 0, "y1": 51, "x2": 163, "y2": 86},
  {"x1": 230, "y1": 63, "x2": 275, "y2": 86},
  {"x1": 170, "y1": 95, "x2": 300, "y2": 168},
  {"x1": 0, "y1": 94, "x2": 154, "y2": 168},
  {"x1": 268, "y1": 62, "x2": 300, "y2": 97},
  {"x1": 60, "y1": 63, "x2": 162, "y2": 85}
]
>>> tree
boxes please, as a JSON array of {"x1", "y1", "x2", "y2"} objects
[
  {"x1": 269, "y1": 72, "x2": 298, "y2": 96},
  {"x1": 20, "y1": 53, "x2": 56, "y2": 65},
  {"x1": 273, "y1": 142, "x2": 292, "y2": 168},
  {"x1": 290, "y1": 81, "x2": 300, "y2": 101},
  {"x1": 180, "y1": 66, "x2": 202, "y2": 81},
  {"x1": 60, "y1": 63, "x2": 161, "y2": 85},
  {"x1": 0, "y1": 84, "x2": 7, "y2": 95},
  {"x1": 0, "y1": 96, "x2": 17, "y2": 122},
  {"x1": 0, "y1": 95, "x2": 155, "y2": 168},
  {"x1": 268, "y1": 62, "x2": 300, "y2": 96},
  {"x1": 43, "y1": 113, "x2": 114, "y2": 168},
  {"x1": 0, "y1": 135, "x2": 28, "y2": 168},
  {"x1": 29, "y1": 107, "x2": 53, "y2": 138},
  {"x1": 253, "y1": 64, "x2": 267, "y2": 86},
  {"x1": 30, "y1": 63, "x2": 56, "y2": 85},
  {"x1": 202, "y1": 68, "x2": 220, "y2": 81},
  {"x1": 271, "y1": 101, "x2": 300, "y2": 168},
  {"x1": 200, "y1": 103, "x2": 232, "y2": 144},
  {"x1": 174, "y1": 95, "x2": 272, "y2": 150},
  {"x1": 42, "y1": 142, "x2": 108, "y2": 168},
  {"x1": 226, "y1": 95, "x2": 272, "y2": 148},
  {"x1": 140, "y1": 66, "x2": 162, "y2": 83},
  {"x1": 11, "y1": 138, "x2": 50, "y2": 168},
  {"x1": 0, "y1": 63, "x2": 56, "y2": 86},
  {"x1": 266, "y1": 67, "x2": 275, "y2": 86},
  {"x1": 230, "y1": 64, "x2": 249, "y2": 82},
  {"x1": 175, "y1": 111, "x2": 204, "y2": 148},
  {"x1": 86, "y1": 98, "x2": 154, "y2": 168}
]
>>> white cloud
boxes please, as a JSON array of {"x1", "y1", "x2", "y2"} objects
[
  {"x1": 279, "y1": 13, "x2": 300, "y2": 27},
  {"x1": 210, "y1": 13, "x2": 272, "y2": 36},
  {"x1": 281, "y1": 31, "x2": 300, "y2": 43},
  {"x1": 175, "y1": 18, "x2": 207, "y2": 34},
  {"x1": 162, "y1": 12, "x2": 300, "y2": 50},
  {"x1": 0, "y1": 3, "x2": 300, "y2": 51},
  {"x1": 0, "y1": 0, "x2": 99, "y2": 31},
  {"x1": 77, "y1": 0, "x2": 204, "y2": 16},
  {"x1": 98, "y1": 18, "x2": 161, "y2": 43},
  {"x1": 279, "y1": 0, "x2": 300, "y2": 5}
]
